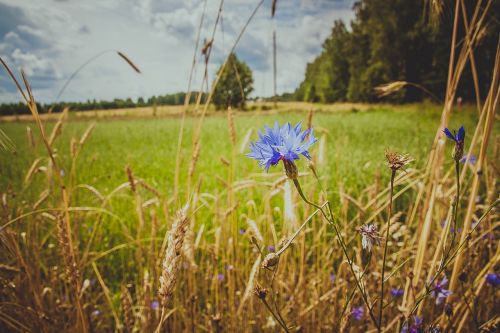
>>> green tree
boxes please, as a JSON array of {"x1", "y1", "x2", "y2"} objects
[{"x1": 212, "y1": 53, "x2": 253, "y2": 110}]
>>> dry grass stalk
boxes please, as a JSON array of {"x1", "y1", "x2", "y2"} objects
[
  {"x1": 56, "y1": 214, "x2": 80, "y2": 291},
  {"x1": 227, "y1": 106, "x2": 237, "y2": 146},
  {"x1": 188, "y1": 141, "x2": 201, "y2": 178},
  {"x1": 159, "y1": 207, "x2": 190, "y2": 306},
  {"x1": 117, "y1": 51, "x2": 141, "y2": 74},
  {"x1": 26, "y1": 126, "x2": 35, "y2": 148}
]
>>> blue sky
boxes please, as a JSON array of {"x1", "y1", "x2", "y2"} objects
[{"x1": 0, "y1": 0, "x2": 355, "y2": 103}]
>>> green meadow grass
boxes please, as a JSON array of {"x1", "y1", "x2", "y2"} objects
[{"x1": 0, "y1": 103, "x2": 478, "y2": 197}]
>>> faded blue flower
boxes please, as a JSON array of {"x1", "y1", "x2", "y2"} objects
[
  {"x1": 351, "y1": 306, "x2": 364, "y2": 321},
  {"x1": 329, "y1": 273, "x2": 336, "y2": 283},
  {"x1": 267, "y1": 245, "x2": 276, "y2": 252},
  {"x1": 151, "y1": 300, "x2": 160, "y2": 310},
  {"x1": 460, "y1": 154, "x2": 476, "y2": 165},
  {"x1": 391, "y1": 288, "x2": 404, "y2": 298},
  {"x1": 217, "y1": 273, "x2": 225, "y2": 281},
  {"x1": 239, "y1": 228, "x2": 246, "y2": 235},
  {"x1": 485, "y1": 273, "x2": 500, "y2": 286},
  {"x1": 248, "y1": 122, "x2": 317, "y2": 173},
  {"x1": 432, "y1": 276, "x2": 452, "y2": 305}
]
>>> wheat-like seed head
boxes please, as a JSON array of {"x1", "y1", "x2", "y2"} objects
[
  {"x1": 158, "y1": 207, "x2": 190, "y2": 306},
  {"x1": 121, "y1": 285, "x2": 135, "y2": 333}
]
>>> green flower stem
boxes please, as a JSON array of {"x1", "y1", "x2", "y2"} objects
[
  {"x1": 379, "y1": 169, "x2": 396, "y2": 330},
  {"x1": 292, "y1": 178, "x2": 381, "y2": 331}
]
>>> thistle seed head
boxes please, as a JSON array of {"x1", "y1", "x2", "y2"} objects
[
  {"x1": 385, "y1": 150, "x2": 413, "y2": 171},
  {"x1": 357, "y1": 224, "x2": 382, "y2": 252}
]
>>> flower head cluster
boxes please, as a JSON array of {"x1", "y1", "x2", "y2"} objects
[
  {"x1": 431, "y1": 276, "x2": 452, "y2": 305},
  {"x1": 485, "y1": 273, "x2": 500, "y2": 286},
  {"x1": 248, "y1": 122, "x2": 317, "y2": 179},
  {"x1": 351, "y1": 306, "x2": 364, "y2": 321},
  {"x1": 443, "y1": 126, "x2": 465, "y2": 161},
  {"x1": 357, "y1": 223, "x2": 383, "y2": 252},
  {"x1": 385, "y1": 150, "x2": 413, "y2": 171}
]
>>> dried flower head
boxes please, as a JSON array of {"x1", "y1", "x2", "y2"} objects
[
  {"x1": 262, "y1": 252, "x2": 280, "y2": 269},
  {"x1": 443, "y1": 126, "x2": 465, "y2": 161},
  {"x1": 385, "y1": 150, "x2": 413, "y2": 171},
  {"x1": 357, "y1": 224, "x2": 382, "y2": 252},
  {"x1": 248, "y1": 122, "x2": 317, "y2": 179},
  {"x1": 253, "y1": 284, "x2": 268, "y2": 300}
]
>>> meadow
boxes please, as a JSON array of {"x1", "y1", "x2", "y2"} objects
[
  {"x1": 0, "y1": 0, "x2": 499, "y2": 331},
  {"x1": 0, "y1": 101, "x2": 498, "y2": 332}
]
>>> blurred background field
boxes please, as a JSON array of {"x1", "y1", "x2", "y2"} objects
[{"x1": 0, "y1": 103, "x2": 480, "y2": 197}]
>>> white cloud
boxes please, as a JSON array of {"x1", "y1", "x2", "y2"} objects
[{"x1": 0, "y1": 0, "x2": 354, "y2": 103}]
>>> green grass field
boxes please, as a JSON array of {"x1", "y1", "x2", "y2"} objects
[{"x1": 0, "y1": 103, "x2": 477, "y2": 196}]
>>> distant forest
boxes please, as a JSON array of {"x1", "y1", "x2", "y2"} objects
[
  {"x1": 295, "y1": 0, "x2": 500, "y2": 103},
  {"x1": 0, "y1": 92, "x2": 207, "y2": 116}
]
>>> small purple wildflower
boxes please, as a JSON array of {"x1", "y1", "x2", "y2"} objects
[
  {"x1": 485, "y1": 273, "x2": 500, "y2": 286},
  {"x1": 390, "y1": 288, "x2": 404, "y2": 298},
  {"x1": 329, "y1": 273, "x2": 336, "y2": 283},
  {"x1": 432, "y1": 276, "x2": 452, "y2": 305},
  {"x1": 267, "y1": 245, "x2": 276, "y2": 252},
  {"x1": 460, "y1": 154, "x2": 476, "y2": 165},
  {"x1": 151, "y1": 300, "x2": 160, "y2": 310},
  {"x1": 401, "y1": 316, "x2": 423, "y2": 333},
  {"x1": 239, "y1": 228, "x2": 246, "y2": 235},
  {"x1": 248, "y1": 122, "x2": 317, "y2": 177},
  {"x1": 351, "y1": 306, "x2": 364, "y2": 321},
  {"x1": 217, "y1": 273, "x2": 225, "y2": 281}
]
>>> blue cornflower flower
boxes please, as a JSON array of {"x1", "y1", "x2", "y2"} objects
[
  {"x1": 390, "y1": 288, "x2": 404, "y2": 298},
  {"x1": 351, "y1": 306, "x2": 364, "y2": 321},
  {"x1": 248, "y1": 122, "x2": 317, "y2": 178},
  {"x1": 485, "y1": 273, "x2": 500, "y2": 286},
  {"x1": 443, "y1": 126, "x2": 465, "y2": 161},
  {"x1": 432, "y1": 276, "x2": 452, "y2": 305}
]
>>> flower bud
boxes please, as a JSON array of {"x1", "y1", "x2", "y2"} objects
[
  {"x1": 262, "y1": 252, "x2": 280, "y2": 269},
  {"x1": 283, "y1": 159, "x2": 298, "y2": 179}
]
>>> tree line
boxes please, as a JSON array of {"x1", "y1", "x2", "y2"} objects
[
  {"x1": 0, "y1": 92, "x2": 207, "y2": 116},
  {"x1": 295, "y1": 0, "x2": 499, "y2": 103}
]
